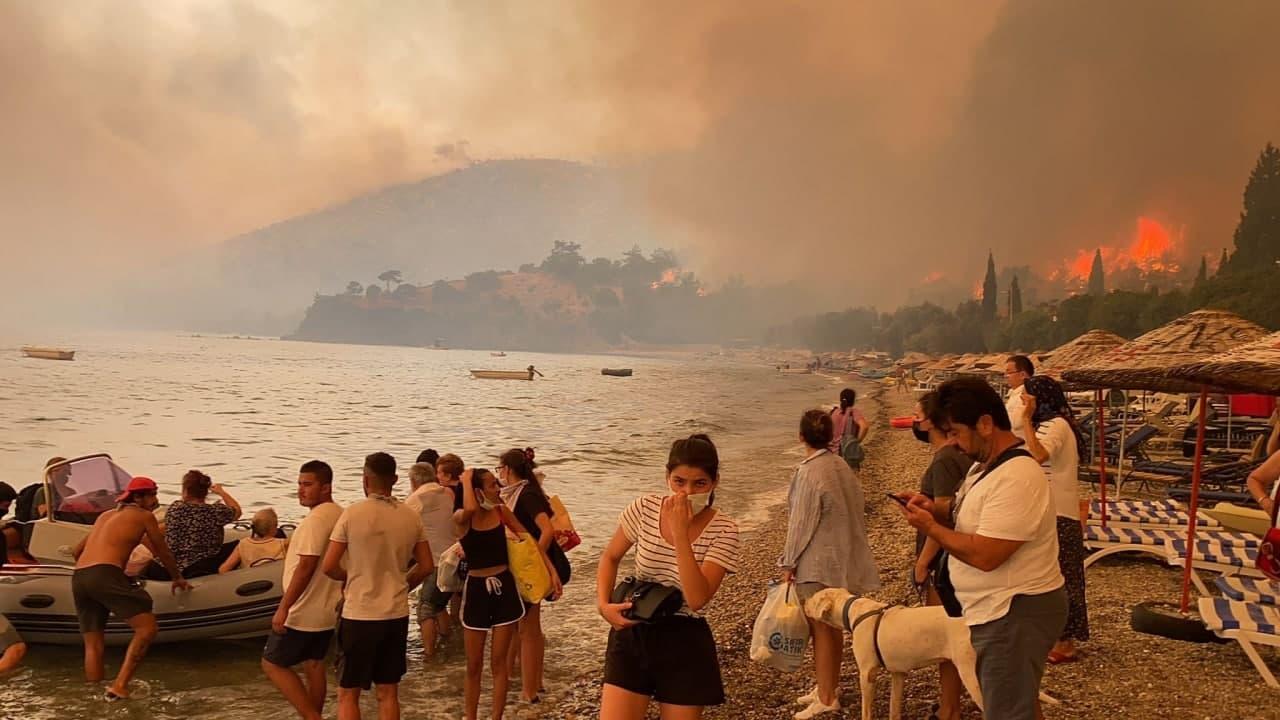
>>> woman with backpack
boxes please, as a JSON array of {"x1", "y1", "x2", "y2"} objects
[
  {"x1": 830, "y1": 388, "x2": 868, "y2": 470},
  {"x1": 497, "y1": 447, "x2": 567, "y2": 705}
]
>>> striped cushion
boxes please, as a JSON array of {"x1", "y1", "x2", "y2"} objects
[
  {"x1": 1092, "y1": 499, "x2": 1182, "y2": 513},
  {"x1": 1215, "y1": 576, "x2": 1280, "y2": 605},
  {"x1": 1199, "y1": 597, "x2": 1280, "y2": 634},
  {"x1": 1087, "y1": 507, "x2": 1221, "y2": 527},
  {"x1": 1085, "y1": 526, "x2": 1259, "y2": 549},
  {"x1": 1169, "y1": 540, "x2": 1257, "y2": 567}
]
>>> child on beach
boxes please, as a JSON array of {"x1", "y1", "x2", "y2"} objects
[{"x1": 219, "y1": 508, "x2": 287, "y2": 573}]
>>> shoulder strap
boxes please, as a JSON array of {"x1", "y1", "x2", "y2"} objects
[{"x1": 972, "y1": 444, "x2": 1033, "y2": 488}]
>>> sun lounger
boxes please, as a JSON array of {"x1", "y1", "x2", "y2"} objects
[
  {"x1": 1167, "y1": 487, "x2": 1253, "y2": 505},
  {"x1": 1216, "y1": 576, "x2": 1280, "y2": 606},
  {"x1": 1198, "y1": 598, "x2": 1280, "y2": 688},
  {"x1": 1085, "y1": 533, "x2": 1263, "y2": 596},
  {"x1": 1087, "y1": 499, "x2": 1222, "y2": 529},
  {"x1": 1085, "y1": 525, "x2": 1258, "y2": 550}
]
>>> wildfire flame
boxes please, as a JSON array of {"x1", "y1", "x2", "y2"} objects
[
  {"x1": 922, "y1": 271, "x2": 944, "y2": 284},
  {"x1": 650, "y1": 269, "x2": 680, "y2": 290},
  {"x1": 1051, "y1": 216, "x2": 1183, "y2": 284}
]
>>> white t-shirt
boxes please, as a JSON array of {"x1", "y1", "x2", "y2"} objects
[
  {"x1": 282, "y1": 501, "x2": 344, "y2": 632},
  {"x1": 619, "y1": 494, "x2": 740, "y2": 616},
  {"x1": 1033, "y1": 417, "x2": 1081, "y2": 519},
  {"x1": 950, "y1": 455, "x2": 1065, "y2": 626},
  {"x1": 405, "y1": 483, "x2": 457, "y2": 565},
  {"x1": 330, "y1": 495, "x2": 429, "y2": 621},
  {"x1": 1005, "y1": 387, "x2": 1026, "y2": 434}
]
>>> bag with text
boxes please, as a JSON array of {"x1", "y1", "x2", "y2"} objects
[{"x1": 749, "y1": 581, "x2": 810, "y2": 672}]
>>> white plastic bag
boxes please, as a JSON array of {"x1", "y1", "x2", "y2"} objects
[
  {"x1": 437, "y1": 542, "x2": 465, "y2": 593},
  {"x1": 749, "y1": 581, "x2": 810, "y2": 672}
]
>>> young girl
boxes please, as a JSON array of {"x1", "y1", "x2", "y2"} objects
[
  {"x1": 219, "y1": 508, "x2": 287, "y2": 573},
  {"x1": 454, "y1": 469, "x2": 560, "y2": 720},
  {"x1": 596, "y1": 434, "x2": 740, "y2": 720}
]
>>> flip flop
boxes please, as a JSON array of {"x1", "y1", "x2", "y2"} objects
[{"x1": 1047, "y1": 650, "x2": 1080, "y2": 664}]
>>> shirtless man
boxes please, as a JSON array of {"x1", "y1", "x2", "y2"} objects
[{"x1": 71, "y1": 476, "x2": 190, "y2": 700}]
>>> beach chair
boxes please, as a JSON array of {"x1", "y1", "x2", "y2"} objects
[
  {"x1": 1216, "y1": 576, "x2": 1280, "y2": 606},
  {"x1": 1084, "y1": 532, "x2": 1263, "y2": 596},
  {"x1": 1198, "y1": 598, "x2": 1280, "y2": 688},
  {"x1": 1087, "y1": 499, "x2": 1222, "y2": 530}
]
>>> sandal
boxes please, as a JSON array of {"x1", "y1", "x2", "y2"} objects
[{"x1": 1047, "y1": 649, "x2": 1080, "y2": 664}]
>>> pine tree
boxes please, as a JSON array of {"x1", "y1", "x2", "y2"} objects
[
  {"x1": 982, "y1": 252, "x2": 998, "y2": 320},
  {"x1": 1010, "y1": 274, "x2": 1023, "y2": 317},
  {"x1": 1087, "y1": 249, "x2": 1105, "y2": 296},
  {"x1": 1225, "y1": 142, "x2": 1280, "y2": 273},
  {"x1": 1194, "y1": 256, "x2": 1208, "y2": 287}
]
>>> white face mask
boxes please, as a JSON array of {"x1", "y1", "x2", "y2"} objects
[
  {"x1": 478, "y1": 496, "x2": 497, "y2": 511},
  {"x1": 686, "y1": 491, "x2": 713, "y2": 514}
]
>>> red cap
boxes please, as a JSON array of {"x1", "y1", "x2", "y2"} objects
[{"x1": 117, "y1": 476, "x2": 158, "y2": 503}]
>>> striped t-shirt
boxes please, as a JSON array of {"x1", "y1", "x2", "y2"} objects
[{"x1": 619, "y1": 494, "x2": 741, "y2": 616}]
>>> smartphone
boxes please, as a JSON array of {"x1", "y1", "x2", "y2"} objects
[{"x1": 886, "y1": 492, "x2": 909, "y2": 507}]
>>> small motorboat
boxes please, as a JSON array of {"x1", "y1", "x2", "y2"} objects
[
  {"x1": 490, "y1": 351, "x2": 508, "y2": 357},
  {"x1": 470, "y1": 365, "x2": 542, "y2": 381},
  {"x1": 21, "y1": 346, "x2": 75, "y2": 361},
  {"x1": 601, "y1": 368, "x2": 633, "y2": 377},
  {"x1": 1, "y1": 454, "x2": 285, "y2": 645}
]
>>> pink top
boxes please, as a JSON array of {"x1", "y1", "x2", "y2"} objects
[{"x1": 830, "y1": 406, "x2": 866, "y2": 450}]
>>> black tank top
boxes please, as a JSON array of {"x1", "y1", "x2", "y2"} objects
[{"x1": 460, "y1": 523, "x2": 507, "y2": 571}]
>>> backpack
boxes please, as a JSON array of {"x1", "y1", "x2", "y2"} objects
[{"x1": 837, "y1": 410, "x2": 866, "y2": 469}]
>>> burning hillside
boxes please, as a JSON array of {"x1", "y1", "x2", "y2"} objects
[{"x1": 1050, "y1": 216, "x2": 1188, "y2": 292}]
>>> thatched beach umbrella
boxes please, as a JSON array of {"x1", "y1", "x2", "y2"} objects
[
  {"x1": 1169, "y1": 331, "x2": 1280, "y2": 395},
  {"x1": 1064, "y1": 309, "x2": 1268, "y2": 612}
]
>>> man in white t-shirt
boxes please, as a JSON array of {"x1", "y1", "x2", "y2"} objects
[
  {"x1": 262, "y1": 460, "x2": 344, "y2": 720},
  {"x1": 1003, "y1": 355, "x2": 1034, "y2": 434},
  {"x1": 901, "y1": 376, "x2": 1066, "y2": 720},
  {"x1": 405, "y1": 455, "x2": 463, "y2": 657},
  {"x1": 323, "y1": 452, "x2": 432, "y2": 720}
]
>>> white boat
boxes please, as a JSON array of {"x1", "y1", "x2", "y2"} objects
[
  {"x1": 470, "y1": 368, "x2": 536, "y2": 380},
  {"x1": 21, "y1": 346, "x2": 75, "y2": 361},
  {"x1": 490, "y1": 351, "x2": 507, "y2": 357},
  {"x1": 1, "y1": 454, "x2": 285, "y2": 645}
]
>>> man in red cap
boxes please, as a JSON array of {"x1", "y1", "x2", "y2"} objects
[{"x1": 71, "y1": 476, "x2": 190, "y2": 700}]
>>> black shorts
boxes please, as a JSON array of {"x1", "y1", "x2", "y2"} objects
[
  {"x1": 460, "y1": 571, "x2": 524, "y2": 630},
  {"x1": 336, "y1": 617, "x2": 409, "y2": 689},
  {"x1": 604, "y1": 616, "x2": 725, "y2": 707},
  {"x1": 263, "y1": 627, "x2": 334, "y2": 667},
  {"x1": 71, "y1": 564, "x2": 152, "y2": 632}
]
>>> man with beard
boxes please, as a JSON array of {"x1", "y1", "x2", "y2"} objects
[
  {"x1": 71, "y1": 476, "x2": 189, "y2": 700},
  {"x1": 899, "y1": 377, "x2": 1065, "y2": 720}
]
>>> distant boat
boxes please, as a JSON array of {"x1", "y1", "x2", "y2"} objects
[
  {"x1": 602, "y1": 368, "x2": 633, "y2": 377},
  {"x1": 21, "y1": 346, "x2": 75, "y2": 361},
  {"x1": 470, "y1": 365, "x2": 542, "y2": 381},
  {"x1": 490, "y1": 351, "x2": 508, "y2": 357},
  {"x1": 778, "y1": 367, "x2": 811, "y2": 375}
]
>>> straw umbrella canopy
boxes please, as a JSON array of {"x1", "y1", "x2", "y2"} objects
[
  {"x1": 1062, "y1": 310, "x2": 1268, "y2": 392},
  {"x1": 1168, "y1": 331, "x2": 1280, "y2": 395},
  {"x1": 1039, "y1": 330, "x2": 1126, "y2": 377}
]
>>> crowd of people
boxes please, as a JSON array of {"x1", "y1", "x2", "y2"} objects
[{"x1": 0, "y1": 360, "x2": 1111, "y2": 720}]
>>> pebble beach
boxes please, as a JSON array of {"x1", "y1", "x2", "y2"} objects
[{"x1": 552, "y1": 380, "x2": 1279, "y2": 720}]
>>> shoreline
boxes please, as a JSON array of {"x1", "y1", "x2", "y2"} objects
[{"x1": 553, "y1": 381, "x2": 1276, "y2": 719}]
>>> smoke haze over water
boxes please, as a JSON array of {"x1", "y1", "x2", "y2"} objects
[{"x1": 3, "y1": 1, "x2": 1279, "y2": 329}]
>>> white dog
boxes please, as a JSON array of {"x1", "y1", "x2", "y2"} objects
[{"x1": 806, "y1": 588, "x2": 1058, "y2": 720}]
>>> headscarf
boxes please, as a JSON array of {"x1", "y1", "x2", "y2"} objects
[{"x1": 1023, "y1": 375, "x2": 1085, "y2": 461}]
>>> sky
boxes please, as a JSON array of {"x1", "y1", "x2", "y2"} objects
[{"x1": 3, "y1": 0, "x2": 1280, "y2": 329}]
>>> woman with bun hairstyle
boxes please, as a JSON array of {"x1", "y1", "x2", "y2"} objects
[
  {"x1": 782, "y1": 409, "x2": 880, "y2": 719},
  {"x1": 454, "y1": 468, "x2": 558, "y2": 720},
  {"x1": 497, "y1": 447, "x2": 563, "y2": 704},
  {"x1": 596, "y1": 434, "x2": 741, "y2": 719}
]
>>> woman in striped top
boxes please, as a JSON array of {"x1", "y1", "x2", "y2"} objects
[{"x1": 596, "y1": 434, "x2": 740, "y2": 719}]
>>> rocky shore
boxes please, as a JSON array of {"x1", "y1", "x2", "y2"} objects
[{"x1": 550, "y1": 381, "x2": 1273, "y2": 719}]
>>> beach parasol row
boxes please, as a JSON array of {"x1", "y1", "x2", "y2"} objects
[{"x1": 1037, "y1": 329, "x2": 1126, "y2": 382}]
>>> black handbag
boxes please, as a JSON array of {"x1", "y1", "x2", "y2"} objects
[
  {"x1": 934, "y1": 445, "x2": 1033, "y2": 618},
  {"x1": 610, "y1": 576, "x2": 684, "y2": 622}
]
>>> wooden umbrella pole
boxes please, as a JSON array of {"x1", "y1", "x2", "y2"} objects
[
  {"x1": 1098, "y1": 389, "x2": 1108, "y2": 528},
  {"x1": 1180, "y1": 387, "x2": 1210, "y2": 614}
]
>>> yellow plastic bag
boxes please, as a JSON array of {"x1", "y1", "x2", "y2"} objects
[{"x1": 507, "y1": 531, "x2": 552, "y2": 603}]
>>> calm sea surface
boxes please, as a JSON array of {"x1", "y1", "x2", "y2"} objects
[{"x1": 0, "y1": 333, "x2": 842, "y2": 719}]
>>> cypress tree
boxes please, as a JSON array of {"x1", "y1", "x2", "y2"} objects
[
  {"x1": 1194, "y1": 256, "x2": 1208, "y2": 287},
  {"x1": 1010, "y1": 274, "x2": 1023, "y2": 317},
  {"x1": 1087, "y1": 249, "x2": 1105, "y2": 296},
  {"x1": 982, "y1": 252, "x2": 998, "y2": 320}
]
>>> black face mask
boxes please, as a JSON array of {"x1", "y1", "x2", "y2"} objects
[{"x1": 911, "y1": 421, "x2": 931, "y2": 444}]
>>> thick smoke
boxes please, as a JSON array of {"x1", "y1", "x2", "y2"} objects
[{"x1": 3, "y1": 1, "x2": 1279, "y2": 329}]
